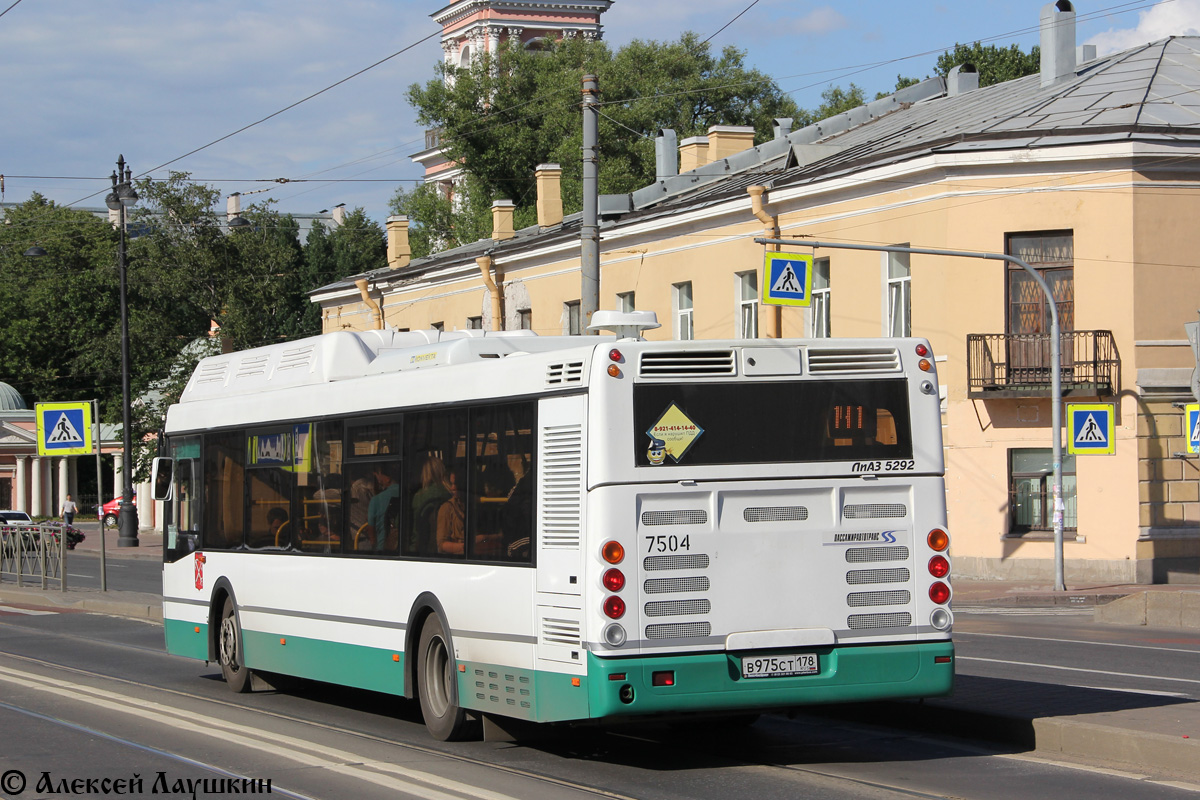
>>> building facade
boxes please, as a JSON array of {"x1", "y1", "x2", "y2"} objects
[{"x1": 317, "y1": 5, "x2": 1200, "y2": 583}]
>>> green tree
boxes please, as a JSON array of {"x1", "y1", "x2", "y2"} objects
[
  {"x1": 935, "y1": 43, "x2": 1040, "y2": 87},
  {"x1": 0, "y1": 195, "x2": 124, "y2": 409},
  {"x1": 398, "y1": 33, "x2": 799, "y2": 255}
]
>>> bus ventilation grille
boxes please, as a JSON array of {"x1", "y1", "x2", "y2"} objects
[
  {"x1": 644, "y1": 554, "x2": 710, "y2": 571},
  {"x1": 192, "y1": 360, "x2": 230, "y2": 387},
  {"x1": 744, "y1": 506, "x2": 808, "y2": 522},
  {"x1": 847, "y1": 612, "x2": 912, "y2": 630},
  {"x1": 843, "y1": 503, "x2": 907, "y2": 520},
  {"x1": 540, "y1": 424, "x2": 583, "y2": 549},
  {"x1": 641, "y1": 510, "x2": 707, "y2": 526},
  {"x1": 546, "y1": 361, "x2": 585, "y2": 386},
  {"x1": 277, "y1": 344, "x2": 316, "y2": 372},
  {"x1": 807, "y1": 347, "x2": 901, "y2": 374},
  {"x1": 646, "y1": 622, "x2": 711, "y2": 639},
  {"x1": 847, "y1": 590, "x2": 911, "y2": 607},
  {"x1": 845, "y1": 546, "x2": 909, "y2": 563},
  {"x1": 235, "y1": 353, "x2": 270, "y2": 380},
  {"x1": 638, "y1": 350, "x2": 736, "y2": 378},
  {"x1": 541, "y1": 617, "x2": 582, "y2": 647},
  {"x1": 645, "y1": 576, "x2": 710, "y2": 594},
  {"x1": 645, "y1": 599, "x2": 711, "y2": 617},
  {"x1": 846, "y1": 567, "x2": 910, "y2": 585}
]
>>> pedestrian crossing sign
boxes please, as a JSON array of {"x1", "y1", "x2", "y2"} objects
[
  {"x1": 763, "y1": 252, "x2": 813, "y2": 307},
  {"x1": 35, "y1": 401, "x2": 93, "y2": 456},
  {"x1": 1186, "y1": 403, "x2": 1200, "y2": 454},
  {"x1": 1067, "y1": 403, "x2": 1115, "y2": 455}
]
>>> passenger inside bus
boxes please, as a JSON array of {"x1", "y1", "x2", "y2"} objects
[
  {"x1": 436, "y1": 468, "x2": 466, "y2": 556},
  {"x1": 409, "y1": 455, "x2": 449, "y2": 556},
  {"x1": 267, "y1": 507, "x2": 290, "y2": 548},
  {"x1": 367, "y1": 465, "x2": 401, "y2": 551}
]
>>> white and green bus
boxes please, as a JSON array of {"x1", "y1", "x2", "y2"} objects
[{"x1": 156, "y1": 312, "x2": 953, "y2": 740}]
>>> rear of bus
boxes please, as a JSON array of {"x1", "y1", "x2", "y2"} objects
[{"x1": 579, "y1": 338, "x2": 952, "y2": 719}]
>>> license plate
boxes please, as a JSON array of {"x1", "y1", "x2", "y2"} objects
[{"x1": 741, "y1": 653, "x2": 819, "y2": 679}]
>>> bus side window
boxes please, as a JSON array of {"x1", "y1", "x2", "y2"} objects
[{"x1": 470, "y1": 403, "x2": 535, "y2": 563}]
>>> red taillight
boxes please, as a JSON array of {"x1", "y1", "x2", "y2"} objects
[
  {"x1": 915, "y1": 343, "x2": 929, "y2": 357},
  {"x1": 928, "y1": 555, "x2": 950, "y2": 579},
  {"x1": 603, "y1": 596, "x2": 626, "y2": 619},
  {"x1": 927, "y1": 529, "x2": 949, "y2": 551},
  {"x1": 602, "y1": 541, "x2": 624, "y2": 564},
  {"x1": 652, "y1": 671, "x2": 675, "y2": 687},
  {"x1": 603, "y1": 568, "x2": 626, "y2": 592},
  {"x1": 609, "y1": 348, "x2": 623, "y2": 362},
  {"x1": 929, "y1": 581, "x2": 950, "y2": 604}
]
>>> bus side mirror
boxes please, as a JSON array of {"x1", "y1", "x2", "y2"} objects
[{"x1": 152, "y1": 457, "x2": 174, "y2": 501}]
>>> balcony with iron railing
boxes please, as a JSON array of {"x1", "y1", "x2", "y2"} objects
[{"x1": 967, "y1": 330, "x2": 1119, "y2": 398}]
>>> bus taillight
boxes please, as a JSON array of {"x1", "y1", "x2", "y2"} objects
[
  {"x1": 603, "y1": 596, "x2": 626, "y2": 619},
  {"x1": 915, "y1": 343, "x2": 929, "y2": 357},
  {"x1": 602, "y1": 540, "x2": 625, "y2": 564},
  {"x1": 929, "y1": 581, "x2": 950, "y2": 604},
  {"x1": 603, "y1": 568, "x2": 626, "y2": 591},
  {"x1": 927, "y1": 529, "x2": 949, "y2": 551},
  {"x1": 928, "y1": 555, "x2": 950, "y2": 579}
]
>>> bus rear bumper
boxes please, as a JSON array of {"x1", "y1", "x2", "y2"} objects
[{"x1": 586, "y1": 640, "x2": 954, "y2": 720}]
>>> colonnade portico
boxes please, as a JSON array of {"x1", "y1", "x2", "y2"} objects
[{"x1": 5, "y1": 449, "x2": 153, "y2": 527}]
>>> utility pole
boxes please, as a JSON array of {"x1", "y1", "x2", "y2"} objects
[{"x1": 580, "y1": 74, "x2": 600, "y2": 333}]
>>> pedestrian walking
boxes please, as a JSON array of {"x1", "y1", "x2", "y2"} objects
[{"x1": 61, "y1": 494, "x2": 77, "y2": 525}]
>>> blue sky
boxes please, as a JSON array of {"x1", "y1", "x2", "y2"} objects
[{"x1": 1, "y1": 0, "x2": 1197, "y2": 226}]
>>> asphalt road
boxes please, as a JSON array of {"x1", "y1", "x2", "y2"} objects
[{"x1": 0, "y1": 606, "x2": 1196, "y2": 800}]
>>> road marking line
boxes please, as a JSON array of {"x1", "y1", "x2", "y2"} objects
[
  {"x1": 0, "y1": 605, "x2": 56, "y2": 616},
  {"x1": 958, "y1": 655, "x2": 1200, "y2": 685},
  {"x1": 1065, "y1": 684, "x2": 1191, "y2": 698},
  {"x1": 0, "y1": 664, "x2": 524, "y2": 800},
  {"x1": 956, "y1": 630, "x2": 1200, "y2": 654}
]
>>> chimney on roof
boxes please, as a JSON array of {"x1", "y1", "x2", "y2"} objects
[
  {"x1": 386, "y1": 215, "x2": 410, "y2": 270},
  {"x1": 535, "y1": 164, "x2": 563, "y2": 228},
  {"x1": 1040, "y1": 1, "x2": 1077, "y2": 88},
  {"x1": 707, "y1": 125, "x2": 755, "y2": 162},
  {"x1": 655, "y1": 129, "x2": 678, "y2": 180},
  {"x1": 947, "y1": 64, "x2": 979, "y2": 95},
  {"x1": 226, "y1": 192, "x2": 242, "y2": 223},
  {"x1": 492, "y1": 199, "x2": 515, "y2": 240},
  {"x1": 679, "y1": 135, "x2": 709, "y2": 172},
  {"x1": 332, "y1": 204, "x2": 346, "y2": 227},
  {"x1": 1078, "y1": 43, "x2": 1097, "y2": 63},
  {"x1": 773, "y1": 118, "x2": 794, "y2": 140}
]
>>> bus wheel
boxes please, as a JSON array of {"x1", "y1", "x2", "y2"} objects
[
  {"x1": 218, "y1": 597, "x2": 253, "y2": 693},
  {"x1": 417, "y1": 615, "x2": 472, "y2": 741}
]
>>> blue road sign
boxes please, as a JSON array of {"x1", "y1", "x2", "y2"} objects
[
  {"x1": 1186, "y1": 403, "x2": 1200, "y2": 454},
  {"x1": 35, "y1": 401, "x2": 93, "y2": 456},
  {"x1": 1067, "y1": 403, "x2": 1115, "y2": 455},
  {"x1": 763, "y1": 252, "x2": 813, "y2": 306}
]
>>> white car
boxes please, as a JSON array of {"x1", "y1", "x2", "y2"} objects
[{"x1": 0, "y1": 510, "x2": 33, "y2": 525}]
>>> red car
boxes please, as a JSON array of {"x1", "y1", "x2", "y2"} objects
[{"x1": 98, "y1": 494, "x2": 136, "y2": 528}]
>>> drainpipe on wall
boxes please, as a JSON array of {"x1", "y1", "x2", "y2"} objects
[
  {"x1": 354, "y1": 278, "x2": 384, "y2": 330},
  {"x1": 747, "y1": 185, "x2": 782, "y2": 338},
  {"x1": 477, "y1": 255, "x2": 502, "y2": 331}
]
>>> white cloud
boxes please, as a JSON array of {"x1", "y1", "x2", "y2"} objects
[
  {"x1": 1087, "y1": 0, "x2": 1200, "y2": 54},
  {"x1": 790, "y1": 6, "x2": 851, "y2": 36}
]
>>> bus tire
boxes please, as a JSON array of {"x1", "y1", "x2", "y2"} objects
[
  {"x1": 218, "y1": 597, "x2": 253, "y2": 693},
  {"x1": 416, "y1": 614, "x2": 471, "y2": 741}
]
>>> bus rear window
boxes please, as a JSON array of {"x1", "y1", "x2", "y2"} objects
[{"x1": 633, "y1": 379, "x2": 912, "y2": 467}]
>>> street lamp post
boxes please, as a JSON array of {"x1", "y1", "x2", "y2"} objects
[{"x1": 106, "y1": 155, "x2": 139, "y2": 548}]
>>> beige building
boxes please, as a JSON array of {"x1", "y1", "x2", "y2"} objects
[{"x1": 314, "y1": 5, "x2": 1200, "y2": 584}]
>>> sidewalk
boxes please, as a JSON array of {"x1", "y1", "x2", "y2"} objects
[{"x1": 1, "y1": 553, "x2": 1198, "y2": 780}]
